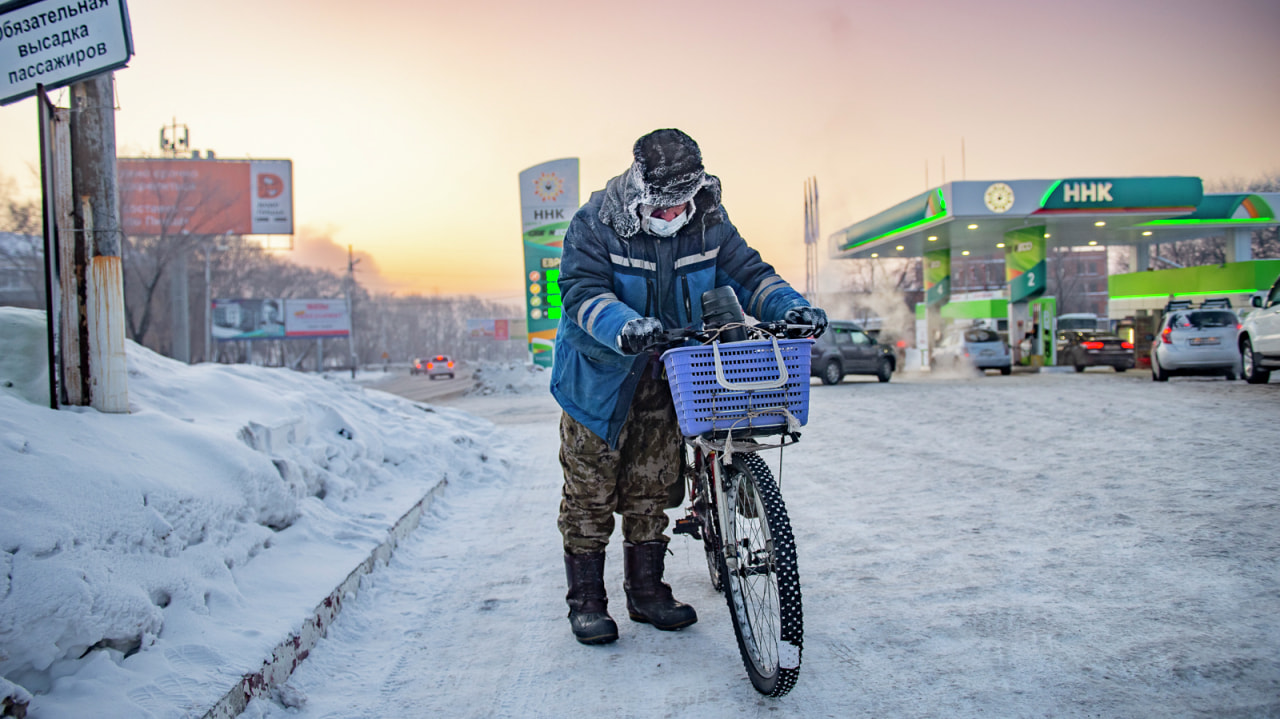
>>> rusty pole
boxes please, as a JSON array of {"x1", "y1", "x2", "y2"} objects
[{"x1": 69, "y1": 72, "x2": 129, "y2": 413}]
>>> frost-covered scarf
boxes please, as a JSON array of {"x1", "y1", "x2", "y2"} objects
[{"x1": 599, "y1": 129, "x2": 724, "y2": 238}]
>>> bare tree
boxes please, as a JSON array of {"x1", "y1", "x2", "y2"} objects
[
  {"x1": 0, "y1": 175, "x2": 41, "y2": 235},
  {"x1": 0, "y1": 174, "x2": 46, "y2": 308},
  {"x1": 176, "y1": 236, "x2": 348, "y2": 366},
  {"x1": 825, "y1": 256, "x2": 921, "y2": 347},
  {"x1": 118, "y1": 159, "x2": 247, "y2": 349},
  {"x1": 123, "y1": 220, "x2": 527, "y2": 368},
  {"x1": 358, "y1": 293, "x2": 524, "y2": 366}
]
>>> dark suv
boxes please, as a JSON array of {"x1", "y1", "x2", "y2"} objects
[{"x1": 810, "y1": 321, "x2": 895, "y2": 384}]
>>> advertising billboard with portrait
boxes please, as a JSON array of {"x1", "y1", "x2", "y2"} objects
[{"x1": 211, "y1": 298, "x2": 286, "y2": 340}]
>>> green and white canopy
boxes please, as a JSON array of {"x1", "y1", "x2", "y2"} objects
[{"x1": 830, "y1": 177, "x2": 1279, "y2": 260}]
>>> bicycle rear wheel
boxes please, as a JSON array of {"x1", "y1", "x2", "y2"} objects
[
  {"x1": 719, "y1": 452, "x2": 803, "y2": 696},
  {"x1": 690, "y1": 446, "x2": 723, "y2": 591}
]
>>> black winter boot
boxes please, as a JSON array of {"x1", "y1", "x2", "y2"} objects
[
  {"x1": 623, "y1": 541, "x2": 697, "y2": 631},
  {"x1": 564, "y1": 552, "x2": 618, "y2": 645}
]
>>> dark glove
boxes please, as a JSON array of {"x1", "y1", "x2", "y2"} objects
[
  {"x1": 617, "y1": 317, "x2": 664, "y2": 354},
  {"x1": 784, "y1": 306, "x2": 829, "y2": 336}
]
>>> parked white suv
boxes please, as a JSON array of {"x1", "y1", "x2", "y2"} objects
[{"x1": 1239, "y1": 274, "x2": 1280, "y2": 383}]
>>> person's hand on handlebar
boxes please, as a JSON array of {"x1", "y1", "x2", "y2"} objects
[
  {"x1": 784, "y1": 306, "x2": 829, "y2": 337},
  {"x1": 617, "y1": 317, "x2": 665, "y2": 354}
]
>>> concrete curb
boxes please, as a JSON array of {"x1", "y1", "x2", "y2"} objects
[{"x1": 200, "y1": 477, "x2": 449, "y2": 719}]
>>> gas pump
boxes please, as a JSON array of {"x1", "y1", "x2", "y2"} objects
[
  {"x1": 1129, "y1": 312, "x2": 1159, "y2": 368},
  {"x1": 1027, "y1": 296, "x2": 1057, "y2": 367}
]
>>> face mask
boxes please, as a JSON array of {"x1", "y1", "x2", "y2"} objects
[
  {"x1": 640, "y1": 198, "x2": 695, "y2": 237},
  {"x1": 643, "y1": 210, "x2": 689, "y2": 237}
]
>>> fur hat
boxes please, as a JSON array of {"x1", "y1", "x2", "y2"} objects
[
  {"x1": 633, "y1": 129, "x2": 705, "y2": 207},
  {"x1": 599, "y1": 129, "x2": 723, "y2": 238}
]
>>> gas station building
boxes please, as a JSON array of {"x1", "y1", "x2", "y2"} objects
[{"x1": 827, "y1": 176, "x2": 1280, "y2": 366}]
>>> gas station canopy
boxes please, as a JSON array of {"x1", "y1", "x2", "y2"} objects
[{"x1": 830, "y1": 177, "x2": 1280, "y2": 261}]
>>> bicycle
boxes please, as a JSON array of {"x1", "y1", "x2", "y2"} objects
[{"x1": 647, "y1": 319, "x2": 818, "y2": 697}]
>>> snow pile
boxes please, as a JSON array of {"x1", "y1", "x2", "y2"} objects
[
  {"x1": 0, "y1": 308, "x2": 51, "y2": 406},
  {"x1": 466, "y1": 360, "x2": 549, "y2": 396},
  {"x1": 0, "y1": 307, "x2": 509, "y2": 716}
]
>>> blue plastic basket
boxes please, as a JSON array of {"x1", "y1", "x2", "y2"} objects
[{"x1": 661, "y1": 338, "x2": 814, "y2": 437}]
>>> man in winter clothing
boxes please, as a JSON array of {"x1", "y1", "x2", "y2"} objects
[{"x1": 551, "y1": 128, "x2": 828, "y2": 645}]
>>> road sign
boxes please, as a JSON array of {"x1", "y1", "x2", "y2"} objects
[{"x1": 1, "y1": 0, "x2": 134, "y2": 106}]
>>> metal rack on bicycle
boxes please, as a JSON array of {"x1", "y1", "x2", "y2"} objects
[{"x1": 661, "y1": 329, "x2": 814, "y2": 457}]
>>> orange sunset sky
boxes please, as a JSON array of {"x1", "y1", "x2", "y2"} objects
[{"x1": 2, "y1": 0, "x2": 1279, "y2": 307}]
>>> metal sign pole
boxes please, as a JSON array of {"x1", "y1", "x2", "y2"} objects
[{"x1": 36, "y1": 84, "x2": 62, "y2": 409}]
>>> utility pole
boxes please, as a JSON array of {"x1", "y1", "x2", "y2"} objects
[
  {"x1": 204, "y1": 242, "x2": 213, "y2": 363},
  {"x1": 172, "y1": 231, "x2": 190, "y2": 362},
  {"x1": 70, "y1": 72, "x2": 128, "y2": 413},
  {"x1": 346, "y1": 245, "x2": 360, "y2": 378},
  {"x1": 163, "y1": 120, "x2": 199, "y2": 364},
  {"x1": 204, "y1": 232, "x2": 231, "y2": 363},
  {"x1": 803, "y1": 177, "x2": 820, "y2": 304}
]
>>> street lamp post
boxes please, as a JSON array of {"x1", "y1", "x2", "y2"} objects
[{"x1": 204, "y1": 232, "x2": 231, "y2": 363}]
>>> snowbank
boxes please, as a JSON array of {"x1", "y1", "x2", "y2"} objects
[
  {"x1": 466, "y1": 360, "x2": 550, "y2": 396},
  {"x1": 0, "y1": 307, "x2": 509, "y2": 716}
]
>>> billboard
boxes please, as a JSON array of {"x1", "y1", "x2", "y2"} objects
[
  {"x1": 519, "y1": 158, "x2": 578, "y2": 367},
  {"x1": 211, "y1": 298, "x2": 285, "y2": 340},
  {"x1": 466, "y1": 319, "x2": 510, "y2": 340},
  {"x1": 284, "y1": 299, "x2": 350, "y2": 338},
  {"x1": 1, "y1": 0, "x2": 134, "y2": 106},
  {"x1": 211, "y1": 298, "x2": 348, "y2": 341},
  {"x1": 118, "y1": 158, "x2": 293, "y2": 236}
]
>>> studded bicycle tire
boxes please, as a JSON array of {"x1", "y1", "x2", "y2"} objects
[{"x1": 719, "y1": 452, "x2": 803, "y2": 697}]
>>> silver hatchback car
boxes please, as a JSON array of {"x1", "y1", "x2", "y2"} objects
[
  {"x1": 932, "y1": 327, "x2": 1012, "y2": 374},
  {"x1": 1151, "y1": 304, "x2": 1241, "y2": 381}
]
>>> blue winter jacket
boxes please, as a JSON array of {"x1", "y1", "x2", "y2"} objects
[{"x1": 549, "y1": 174, "x2": 809, "y2": 449}]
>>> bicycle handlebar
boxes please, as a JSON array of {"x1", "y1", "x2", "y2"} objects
[{"x1": 641, "y1": 321, "x2": 818, "y2": 354}]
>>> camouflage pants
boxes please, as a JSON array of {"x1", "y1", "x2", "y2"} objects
[{"x1": 558, "y1": 375, "x2": 683, "y2": 554}]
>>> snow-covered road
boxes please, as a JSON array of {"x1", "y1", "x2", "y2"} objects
[{"x1": 246, "y1": 370, "x2": 1280, "y2": 719}]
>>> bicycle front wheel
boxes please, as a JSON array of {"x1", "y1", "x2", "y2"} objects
[{"x1": 719, "y1": 452, "x2": 803, "y2": 697}]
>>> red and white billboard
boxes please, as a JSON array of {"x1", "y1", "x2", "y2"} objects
[
  {"x1": 466, "y1": 319, "x2": 511, "y2": 340},
  {"x1": 284, "y1": 299, "x2": 350, "y2": 338},
  {"x1": 118, "y1": 158, "x2": 293, "y2": 236}
]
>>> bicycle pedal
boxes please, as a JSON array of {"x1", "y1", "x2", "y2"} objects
[{"x1": 672, "y1": 516, "x2": 702, "y2": 539}]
